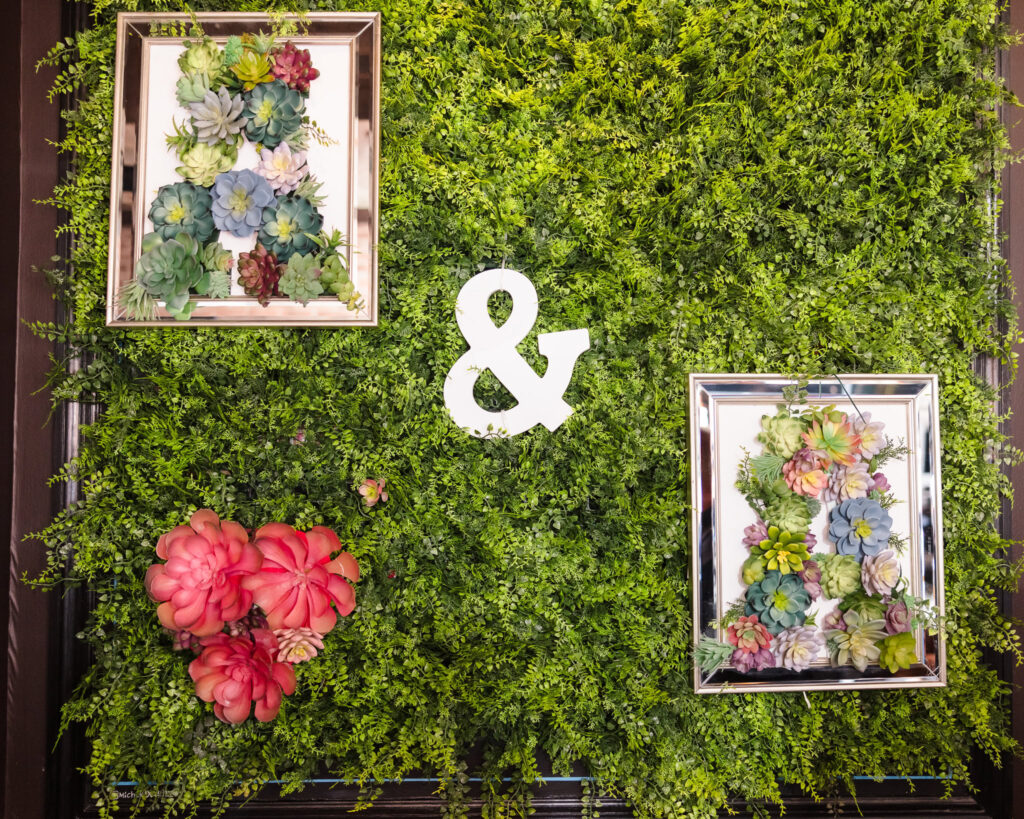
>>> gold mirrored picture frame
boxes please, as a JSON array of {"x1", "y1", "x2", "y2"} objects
[
  {"x1": 690, "y1": 374, "x2": 946, "y2": 694},
  {"x1": 107, "y1": 12, "x2": 380, "y2": 327}
]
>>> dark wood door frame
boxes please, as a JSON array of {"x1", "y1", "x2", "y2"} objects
[{"x1": 4, "y1": 0, "x2": 1023, "y2": 816}]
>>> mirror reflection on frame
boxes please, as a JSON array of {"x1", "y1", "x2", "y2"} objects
[
  {"x1": 106, "y1": 12, "x2": 380, "y2": 327},
  {"x1": 690, "y1": 374, "x2": 945, "y2": 694}
]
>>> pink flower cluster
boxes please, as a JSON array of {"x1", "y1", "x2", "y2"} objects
[{"x1": 145, "y1": 510, "x2": 360, "y2": 724}]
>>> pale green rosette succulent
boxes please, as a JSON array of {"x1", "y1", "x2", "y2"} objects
[
  {"x1": 744, "y1": 570, "x2": 811, "y2": 635},
  {"x1": 258, "y1": 194, "x2": 323, "y2": 261},
  {"x1": 177, "y1": 38, "x2": 225, "y2": 82},
  {"x1": 135, "y1": 231, "x2": 205, "y2": 320},
  {"x1": 278, "y1": 253, "x2": 324, "y2": 305},
  {"x1": 759, "y1": 411, "x2": 807, "y2": 459},
  {"x1": 176, "y1": 73, "x2": 211, "y2": 106},
  {"x1": 818, "y1": 553, "x2": 863, "y2": 599},
  {"x1": 189, "y1": 87, "x2": 246, "y2": 146},
  {"x1": 764, "y1": 493, "x2": 812, "y2": 535},
  {"x1": 826, "y1": 609, "x2": 888, "y2": 672},
  {"x1": 839, "y1": 591, "x2": 887, "y2": 623},
  {"x1": 242, "y1": 80, "x2": 304, "y2": 149},
  {"x1": 148, "y1": 182, "x2": 214, "y2": 242},
  {"x1": 201, "y1": 241, "x2": 234, "y2": 299},
  {"x1": 176, "y1": 140, "x2": 239, "y2": 187}
]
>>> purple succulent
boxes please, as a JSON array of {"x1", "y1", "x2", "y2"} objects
[
  {"x1": 823, "y1": 609, "x2": 847, "y2": 631},
  {"x1": 802, "y1": 580, "x2": 823, "y2": 600},
  {"x1": 167, "y1": 628, "x2": 201, "y2": 652},
  {"x1": 872, "y1": 472, "x2": 890, "y2": 493},
  {"x1": 798, "y1": 558, "x2": 822, "y2": 584},
  {"x1": 732, "y1": 646, "x2": 775, "y2": 673},
  {"x1": 804, "y1": 531, "x2": 817, "y2": 552},
  {"x1": 742, "y1": 518, "x2": 769, "y2": 548},
  {"x1": 885, "y1": 601, "x2": 912, "y2": 634}
]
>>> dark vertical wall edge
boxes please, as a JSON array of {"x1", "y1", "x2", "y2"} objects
[
  {"x1": 7, "y1": 0, "x2": 62, "y2": 815},
  {"x1": 1003, "y1": 0, "x2": 1024, "y2": 817}
]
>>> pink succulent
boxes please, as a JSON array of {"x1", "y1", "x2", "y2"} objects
[
  {"x1": 270, "y1": 42, "x2": 320, "y2": 93},
  {"x1": 821, "y1": 462, "x2": 872, "y2": 503},
  {"x1": 726, "y1": 615, "x2": 772, "y2": 653},
  {"x1": 226, "y1": 610, "x2": 270, "y2": 637},
  {"x1": 145, "y1": 510, "x2": 263, "y2": 637},
  {"x1": 242, "y1": 523, "x2": 359, "y2": 634},
  {"x1": 852, "y1": 412, "x2": 886, "y2": 459},
  {"x1": 274, "y1": 627, "x2": 325, "y2": 663},
  {"x1": 742, "y1": 518, "x2": 769, "y2": 548},
  {"x1": 167, "y1": 628, "x2": 201, "y2": 653},
  {"x1": 872, "y1": 472, "x2": 891, "y2": 493},
  {"x1": 782, "y1": 448, "x2": 827, "y2": 497},
  {"x1": 732, "y1": 647, "x2": 775, "y2": 672},
  {"x1": 359, "y1": 478, "x2": 388, "y2": 507},
  {"x1": 189, "y1": 629, "x2": 296, "y2": 724}
]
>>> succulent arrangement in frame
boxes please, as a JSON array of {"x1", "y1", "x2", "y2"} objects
[
  {"x1": 117, "y1": 30, "x2": 362, "y2": 321},
  {"x1": 695, "y1": 398, "x2": 942, "y2": 681}
]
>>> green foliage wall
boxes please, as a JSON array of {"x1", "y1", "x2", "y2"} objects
[{"x1": 37, "y1": 0, "x2": 1023, "y2": 815}]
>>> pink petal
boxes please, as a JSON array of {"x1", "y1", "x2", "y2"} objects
[{"x1": 325, "y1": 552, "x2": 359, "y2": 582}]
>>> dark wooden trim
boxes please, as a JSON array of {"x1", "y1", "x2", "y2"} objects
[{"x1": 1002, "y1": 0, "x2": 1024, "y2": 817}]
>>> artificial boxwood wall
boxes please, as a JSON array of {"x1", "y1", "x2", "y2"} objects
[{"x1": 36, "y1": 0, "x2": 1022, "y2": 815}]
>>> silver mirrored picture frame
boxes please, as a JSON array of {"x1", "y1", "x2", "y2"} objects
[
  {"x1": 690, "y1": 374, "x2": 946, "y2": 693},
  {"x1": 107, "y1": 12, "x2": 380, "y2": 327}
]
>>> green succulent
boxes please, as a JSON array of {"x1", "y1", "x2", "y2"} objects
[
  {"x1": 826, "y1": 609, "x2": 888, "y2": 672},
  {"x1": 242, "y1": 80, "x2": 304, "y2": 149},
  {"x1": 758, "y1": 411, "x2": 807, "y2": 459},
  {"x1": 319, "y1": 252, "x2": 355, "y2": 300},
  {"x1": 877, "y1": 632, "x2": 917, "y2": 673},
  {"x1": 231, "y1": 49, "x2": 273, "y2": 92},
  {"x1": 258, "y1": 194, "x2": 323, "y2": 261},
  {"x1": 741, "y1": 554, "x2": 766, "y2": 585},
  {"x1": 278, "y1": 253, "x2": 325, "y2": 305},
  {"x1": 176, "y1": 72, "x2": 211, "y2": 106},
  {"x1": 116, "y1": 278, "x2": 158, "y2": 321},
  {"x1": 134, "y1": 231, "x2": 205, "y2": 319},
  {"x1": 839, "y1": 590, "x2": 887, "y2": 623},
  {"x1": 177, "y1": 38, "x2": 225, "y2": 82},
  {"x1": 752, "y1": 526, "x2": 810, "y2": 575},
  {"x1": 818, "y1": 554, "x2": 863, "y2": 599},
  {"x1": 223, "y1": 36, "x2": 244, "y2": 67},
  {"x1": 176, "y1": 139, "x2": 238, "y2": 187},
  {"x1": 744, "y1": 570, "x2": 811, "y2": 635},
  {"x1": 148, "y1": 182, "x2": 214, "y2": 242},
  {"x1": 206, "y1": 270, "x2": 231, "y2": 299},
  {"x1": 763, "y1": 493, "x2": 812, "y2": 535},
  {"x1": 201, "y1": 241, "x2": 234, "y2": 274}
]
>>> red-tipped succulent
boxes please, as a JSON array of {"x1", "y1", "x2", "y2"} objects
[
  {"x1": 189, "y1": 628, "x2": 296, "y2": 724},
  {"x1": 145, "y1": 510, "x2": 263, "y2": 637},
  {"x1": 237, "y1": 243, "x2": 282, "y2": 306},
  {"x1": 242, "y1": 523, "x2": 359, "y2": 634},
  {"x1": 270, "y1": 42, "x2": 320, "y2": 93}
]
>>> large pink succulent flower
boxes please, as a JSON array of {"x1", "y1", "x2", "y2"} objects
[
  {"x1": 242, "y1": 523, "x2": 359, "y2": 634},
  {"x1": 145, "y1": 510, "x2": 263, "y2": 637},
  {"x1": 189, "y1": 629, "x2": 296, "y2": 724}
]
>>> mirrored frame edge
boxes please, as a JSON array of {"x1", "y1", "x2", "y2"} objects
[
  {"x1": 106, "y1": 11, "x2": 381, "y2": 328},
  {"x1": 689, "y1": 373, "x2": 947, "y2": 694}
]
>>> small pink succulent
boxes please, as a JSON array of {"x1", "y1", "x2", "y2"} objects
[
  {"x1": 885, "y1": 601, "x2": 912, "y2": 634},
  {"x1": 782, "y1": 448, "x2": 827, "y2": 497},
  {"x1": 226, "y1": 610, "x2": 270, "y2": 637},
  {"x1": 274, "y1": 627, "x2": 325, "y2": 663},
  {"x1": 270, "y1": 42, "x2": 320, "y2": 93},
  {"x1": 189, "y1": 628, "x2": 296, "y2": 724},
  {"x1": 359, "y1": 478, "x2": 388, "y2": 507},
  {"x1": 852, "y1": 412, "x2": 886, "y2": 459},
  {"x1": 732, "y1": 647, "x2": 775, "y2": 672},
  {"x1": 255, "y1": 143, "x2": 309, "y2": 194},
  {"x1": 242, "y1": 523, "x2": 359, "y2": 634},
  {"x1": 823, "y1": 609, "x2": 847, "y2": 631},
  {"x1": 726, "y1": 615, "x2": 772, "y2": 653},
  {"x1": 821, "y1": 462, "x2": 873, "y2": 503},
  {"x1": 872, "y1": 472, "x2": 891, "y2": 493},
  {"x1": 145, "y1": 510, "x2": 263, "y2": 637},
  {"x1": 168, "y1": 628, "x2": 201, "y2": 653},
  {"x1": 742, "y1": 518, "x2": 769, "y2": 548}
]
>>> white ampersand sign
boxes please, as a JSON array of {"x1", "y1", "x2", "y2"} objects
[{"x1": 444, "y1": 268, "x2": 591, "y2": 438}]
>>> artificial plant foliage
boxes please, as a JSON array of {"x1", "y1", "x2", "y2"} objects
[{"x1": 31, "y1": 0, "x2": 1023, "y2": 816}]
